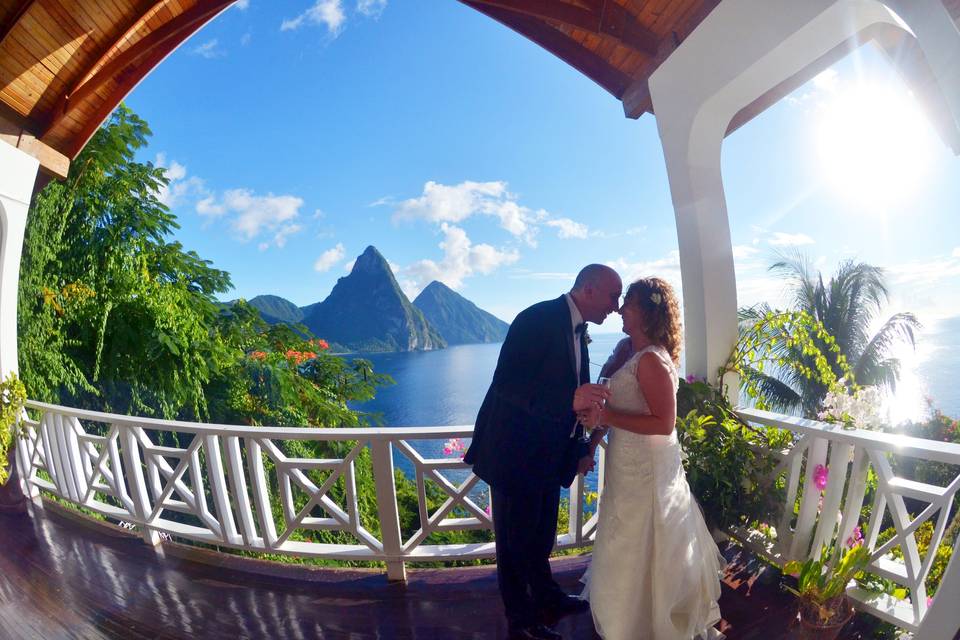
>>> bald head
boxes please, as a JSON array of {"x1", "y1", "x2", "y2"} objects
[{"x1": 570, "y1": 264, "x2": 622, "y2": 324}]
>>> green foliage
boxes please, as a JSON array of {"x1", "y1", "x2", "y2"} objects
[
  {"x1": 18, "y1": 105, "x2": 231, "y2": 419},
  {"x1": 675, "y1": 378, "x2": 792, "y2": 531},
  {"x1": 0, "y1": 373, "x2": 27, "y2": 484}
]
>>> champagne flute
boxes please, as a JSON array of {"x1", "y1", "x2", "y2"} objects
[{"x1": 597, "y1": 377, "x2": 611, "y2": 406}]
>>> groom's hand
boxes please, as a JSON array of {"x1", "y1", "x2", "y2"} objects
[
  {"x1": 577, "y1": 455, "x2": 595, "y2": 476},
  {"x1": 573, "y1": 383, "x2": 610, "y2": 412}
]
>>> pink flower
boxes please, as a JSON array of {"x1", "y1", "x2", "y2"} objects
[
  {"x1": 846, "y1": 526, "x2": 863, "y2": 548},
  {"x1": 813, "y1": 464, "x2": 829, "y2": 491},
  {"x1": 485, "y1": 504, "x2": 492, "y2": 517},
  {"x1": 442, "y1": 438, "x2": 465, "y2": 457},
  {"x1": 927, "y1": 596, "x2": 933, "y2": 609}
]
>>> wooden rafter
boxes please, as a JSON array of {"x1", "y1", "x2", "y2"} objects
[
  {"x1": 44, "y1": 0, "x2": 169, "y2": 135},
  {"x1": 465, "y1": 0, "x2": 659, "y2": 56},
  {"x1": 44, "y1": 0, "x2": 235, "y2": 140},
  {"x1": 462, "y1": 1, "x2": 633, "y2": 98},
  {"x1": 0, "y1": 0, "x2": 34, "y2": 48}
]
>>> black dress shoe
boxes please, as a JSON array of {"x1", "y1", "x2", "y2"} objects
[
  {"x1": 507, "y1": 623, "x2": 563, "y2": 640},
  {"x1": 541, "y1": 593, "x2": 590, "y2": 616}
]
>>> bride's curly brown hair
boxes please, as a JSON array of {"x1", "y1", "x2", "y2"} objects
[{"x1": 625, "y1": 277, "x2": 682, "y2": 365}]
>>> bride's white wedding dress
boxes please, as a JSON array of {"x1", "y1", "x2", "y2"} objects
[{"x1": 581, "y1": 345, "x2": 723, "y2": 640}]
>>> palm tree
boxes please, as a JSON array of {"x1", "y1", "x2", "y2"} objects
[{"x1": 739, "y1": 253, "x2": 919, "y2": 417}]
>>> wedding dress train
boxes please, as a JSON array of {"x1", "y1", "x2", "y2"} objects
[{"x1": 581, "y1": 345, "x2": 723, "y2": 640}]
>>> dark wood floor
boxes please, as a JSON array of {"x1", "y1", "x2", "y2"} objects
[{"x1": 0, "y1": 501, "x2": 886, "y2": 639}]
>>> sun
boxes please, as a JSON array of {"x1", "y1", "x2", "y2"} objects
[{"x1": 815, "y1": 83, "x2": 935, "y2": 209}]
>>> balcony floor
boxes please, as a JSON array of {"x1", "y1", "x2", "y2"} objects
[{"x1": 0, "y1": 501, "x2": 886, "y2": 639}]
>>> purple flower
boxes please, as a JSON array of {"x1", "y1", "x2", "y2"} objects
[
  {"x1": 685, "y1": 374, "x2": 699, "y2": 384},
  {"x1": 813, "y1": 464, "x2": 829, "y2": 491}
]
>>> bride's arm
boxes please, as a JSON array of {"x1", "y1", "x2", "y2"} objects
[{"x1": 599, "y1": 352, "x2": 676, "y2": 436}]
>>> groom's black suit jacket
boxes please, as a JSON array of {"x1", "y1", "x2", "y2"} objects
[{"x1": 464, "y1": 295, "x2": 590, "y2": 495}]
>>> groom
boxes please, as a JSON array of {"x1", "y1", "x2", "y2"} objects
[{"x1": 464, "y1": 264, "x2": 622, "y2": 640}]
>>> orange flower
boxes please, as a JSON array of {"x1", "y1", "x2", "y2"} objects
[
  {"x1": 313, "y1": 339, "x2": 330, "y2": 350},
  {"x1": 249, "y1": 351, "x2": 267, "y2": 361}
]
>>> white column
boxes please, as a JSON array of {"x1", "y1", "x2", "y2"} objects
[
  {"x1": 0, "y1": 140, "x2": 37, "y2": 377},
  {"x1": 647, "y1": 0, "x2": 924, "y2": 385},
  {"x1": 0, "y1": 140, "x2": 38, "y2": 502}
]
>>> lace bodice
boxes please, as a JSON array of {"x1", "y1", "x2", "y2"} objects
[{"x1": 606, "y1": 345, "x2": 678, "y2": 416}]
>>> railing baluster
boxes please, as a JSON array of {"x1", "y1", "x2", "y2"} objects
[
  {"x1": 790, "y1": 437, "x2": 828, "y2": 560},
  {"x1": 203, "y1": 434, "x2": 242, "y2": 546},
  {"x1": 835, "y1": 446, "x2": 869, "y2": 557},
  {"x1": 370, "y1": 439, "x2": 405, "y2": 581},
  {"x1": 119, "y1": 425, "x2": 161, "y2": 546},
  {"x1": 225, "y1": 435, "x2": 259, "y2": 547},
  {"x1": 810, "y1": 442, "x2": 852, "y2": 557},
  {"x1": 246, "y1": 438, "x2": 278, "y2": 548},
  {"x1": 567, "y1": 473, "x2": 584, "y2": 545}
]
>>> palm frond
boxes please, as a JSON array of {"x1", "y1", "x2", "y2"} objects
[
  {"x1": 854, "y1": 312, "x2": 920, "y2": 390},
  {"x1": 739, "y1": 365, "x2": 803, "y2": 414}
]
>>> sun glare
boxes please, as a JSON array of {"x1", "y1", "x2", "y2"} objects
[{"x1": 816, "y1": 83, "x2": 935, "y2": 209}]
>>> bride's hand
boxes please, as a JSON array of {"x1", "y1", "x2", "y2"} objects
[
  {"x1": 577, "y1": 404, "x2": 603, "y2": 429},
  {"x1": 573, "y1": 383, "x2": 610, "y2": 412}
]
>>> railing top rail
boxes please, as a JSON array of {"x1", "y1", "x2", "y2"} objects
[
  {"x1": 23, "y1": 400, "x2": 475, "y2": 440},
  {"x1": 737, "y1": 407, "x2": 960, "y2": 465}
]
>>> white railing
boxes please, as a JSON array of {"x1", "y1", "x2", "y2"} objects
[
  {"x1": 15, "y1": 400, "x2": 605, "y2": 581},
  {"x1": 733, "y1": 408, "x2": 960, "y2": 635},
  {"x1": 15, "y1": 400, "x2": 960, "y2": 635}
]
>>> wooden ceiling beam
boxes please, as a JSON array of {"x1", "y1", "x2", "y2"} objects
[
  {"x1": 0, "y1": 0, "x2": 34, "y2": 48},
  {"x1": 0, "y1": 106, "x2": 69, "y2": 179},
  {"x1": 463, "y1": 1, "x2": 633, "y2": 98},
  {"x1": 63, "y1": 1, "x2": 235, "y2": 159},
  {"x1": 43, "y1": 0, "x2": 234, "y2": 140},
  {"x1": 465, "y1": 0, "x2": 659, "y2": 57}
]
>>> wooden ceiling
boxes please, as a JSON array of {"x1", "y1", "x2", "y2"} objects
[{"x1": 2, "y1": 0, "x2": 959, "y2": 180}]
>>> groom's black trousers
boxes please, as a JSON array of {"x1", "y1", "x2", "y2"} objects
[{"x1": 492, "y1": 485, "x2": 565, "y2": 627}]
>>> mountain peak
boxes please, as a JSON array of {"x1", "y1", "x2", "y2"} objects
[
  {"x1": 353, "y1": 245, "x2": 390, "y2": 274},
  {"x1": 413, "y1": 282, "x2": 508, "y2": 345}
]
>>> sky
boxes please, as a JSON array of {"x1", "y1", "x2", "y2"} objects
[{"x1": 124, "y1": 0, "x2": 960, "y2": 334}]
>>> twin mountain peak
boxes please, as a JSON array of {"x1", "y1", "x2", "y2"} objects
[{"x1": 243, "y1": 246, "x2": 508, "y2": 353}]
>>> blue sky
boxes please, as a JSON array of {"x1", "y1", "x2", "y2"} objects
[{"x1": 126, "y1": 0, "x2": 960, "y2": 333}]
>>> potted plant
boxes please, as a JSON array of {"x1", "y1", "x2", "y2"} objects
[
  {"x1": 0, "y1": 372, "x2": 27, "y2": 485},
  {"x1": 783, "y1": 539, "x2": 871, "y2": 639}
]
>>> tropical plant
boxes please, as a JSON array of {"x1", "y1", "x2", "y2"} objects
[
  {"x1": 0, "y1": 373, "x2": 27, "y2": 484},
  {"x1": 675, "y1": 377, "x2": 792, "y2": 531},
  {"x1": 784, "y1": 540, "x2": 871, "y2": 627},
  {"x1": 738, "y1": 253, "x2": 919, "y2": 417}
]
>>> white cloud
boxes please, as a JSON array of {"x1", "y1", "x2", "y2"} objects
[
  {"x1": 732, "y1": 244, "x2": 760, "y2": 260},
  {"x1": 545, "y1": 217, "x2": 588, "y2": 239},
  {"x1": 392, "y1": 180, "x2": 541, "y2": 245},
  {"x1": 357, "y1": 0, "x2": 387, "y2": 18},
  {"x1": 281, "y1": 0, "x2": 345, "y2": 35},
  {"x1": 953, "y1": 247, "x2": 960, "y2": 258},
  {"x1": 194, "y1": 189, "x2": 305, "y2": 249},
  {"x1": 399, "y1": 223, "x2": 519, "y2": 295},
  {"x1": 314, "y1": 243, "x2": 346, "y2": 272},
  {"x1": 154, "y1": 154, "x2": 206, "y2": 208},
  {"x1": 240, "y1": 33, "x2": 252, "y2": 46},
  {"x1": 606, "y1": 251, "x2": 683, "y2": 293},
  {"x1": 769, "y1": 232, "x2": 814, "y2": 247},
  {"x1": 887, "y1": 256, "x2": 960, "y2": 286},
  {"x1": 234, "y1": 0, "x2": 250, "y2": 8},
  {"x1": 196, "y1": 196, "x2": 225, "y2": 217},
  {"x1": 191, "y1": 39, "x2": 225, "y2": 58}
]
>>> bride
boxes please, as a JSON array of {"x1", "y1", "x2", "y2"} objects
[{"x1": 577, "y1": 277, "x2": 723, "y2": 640}]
